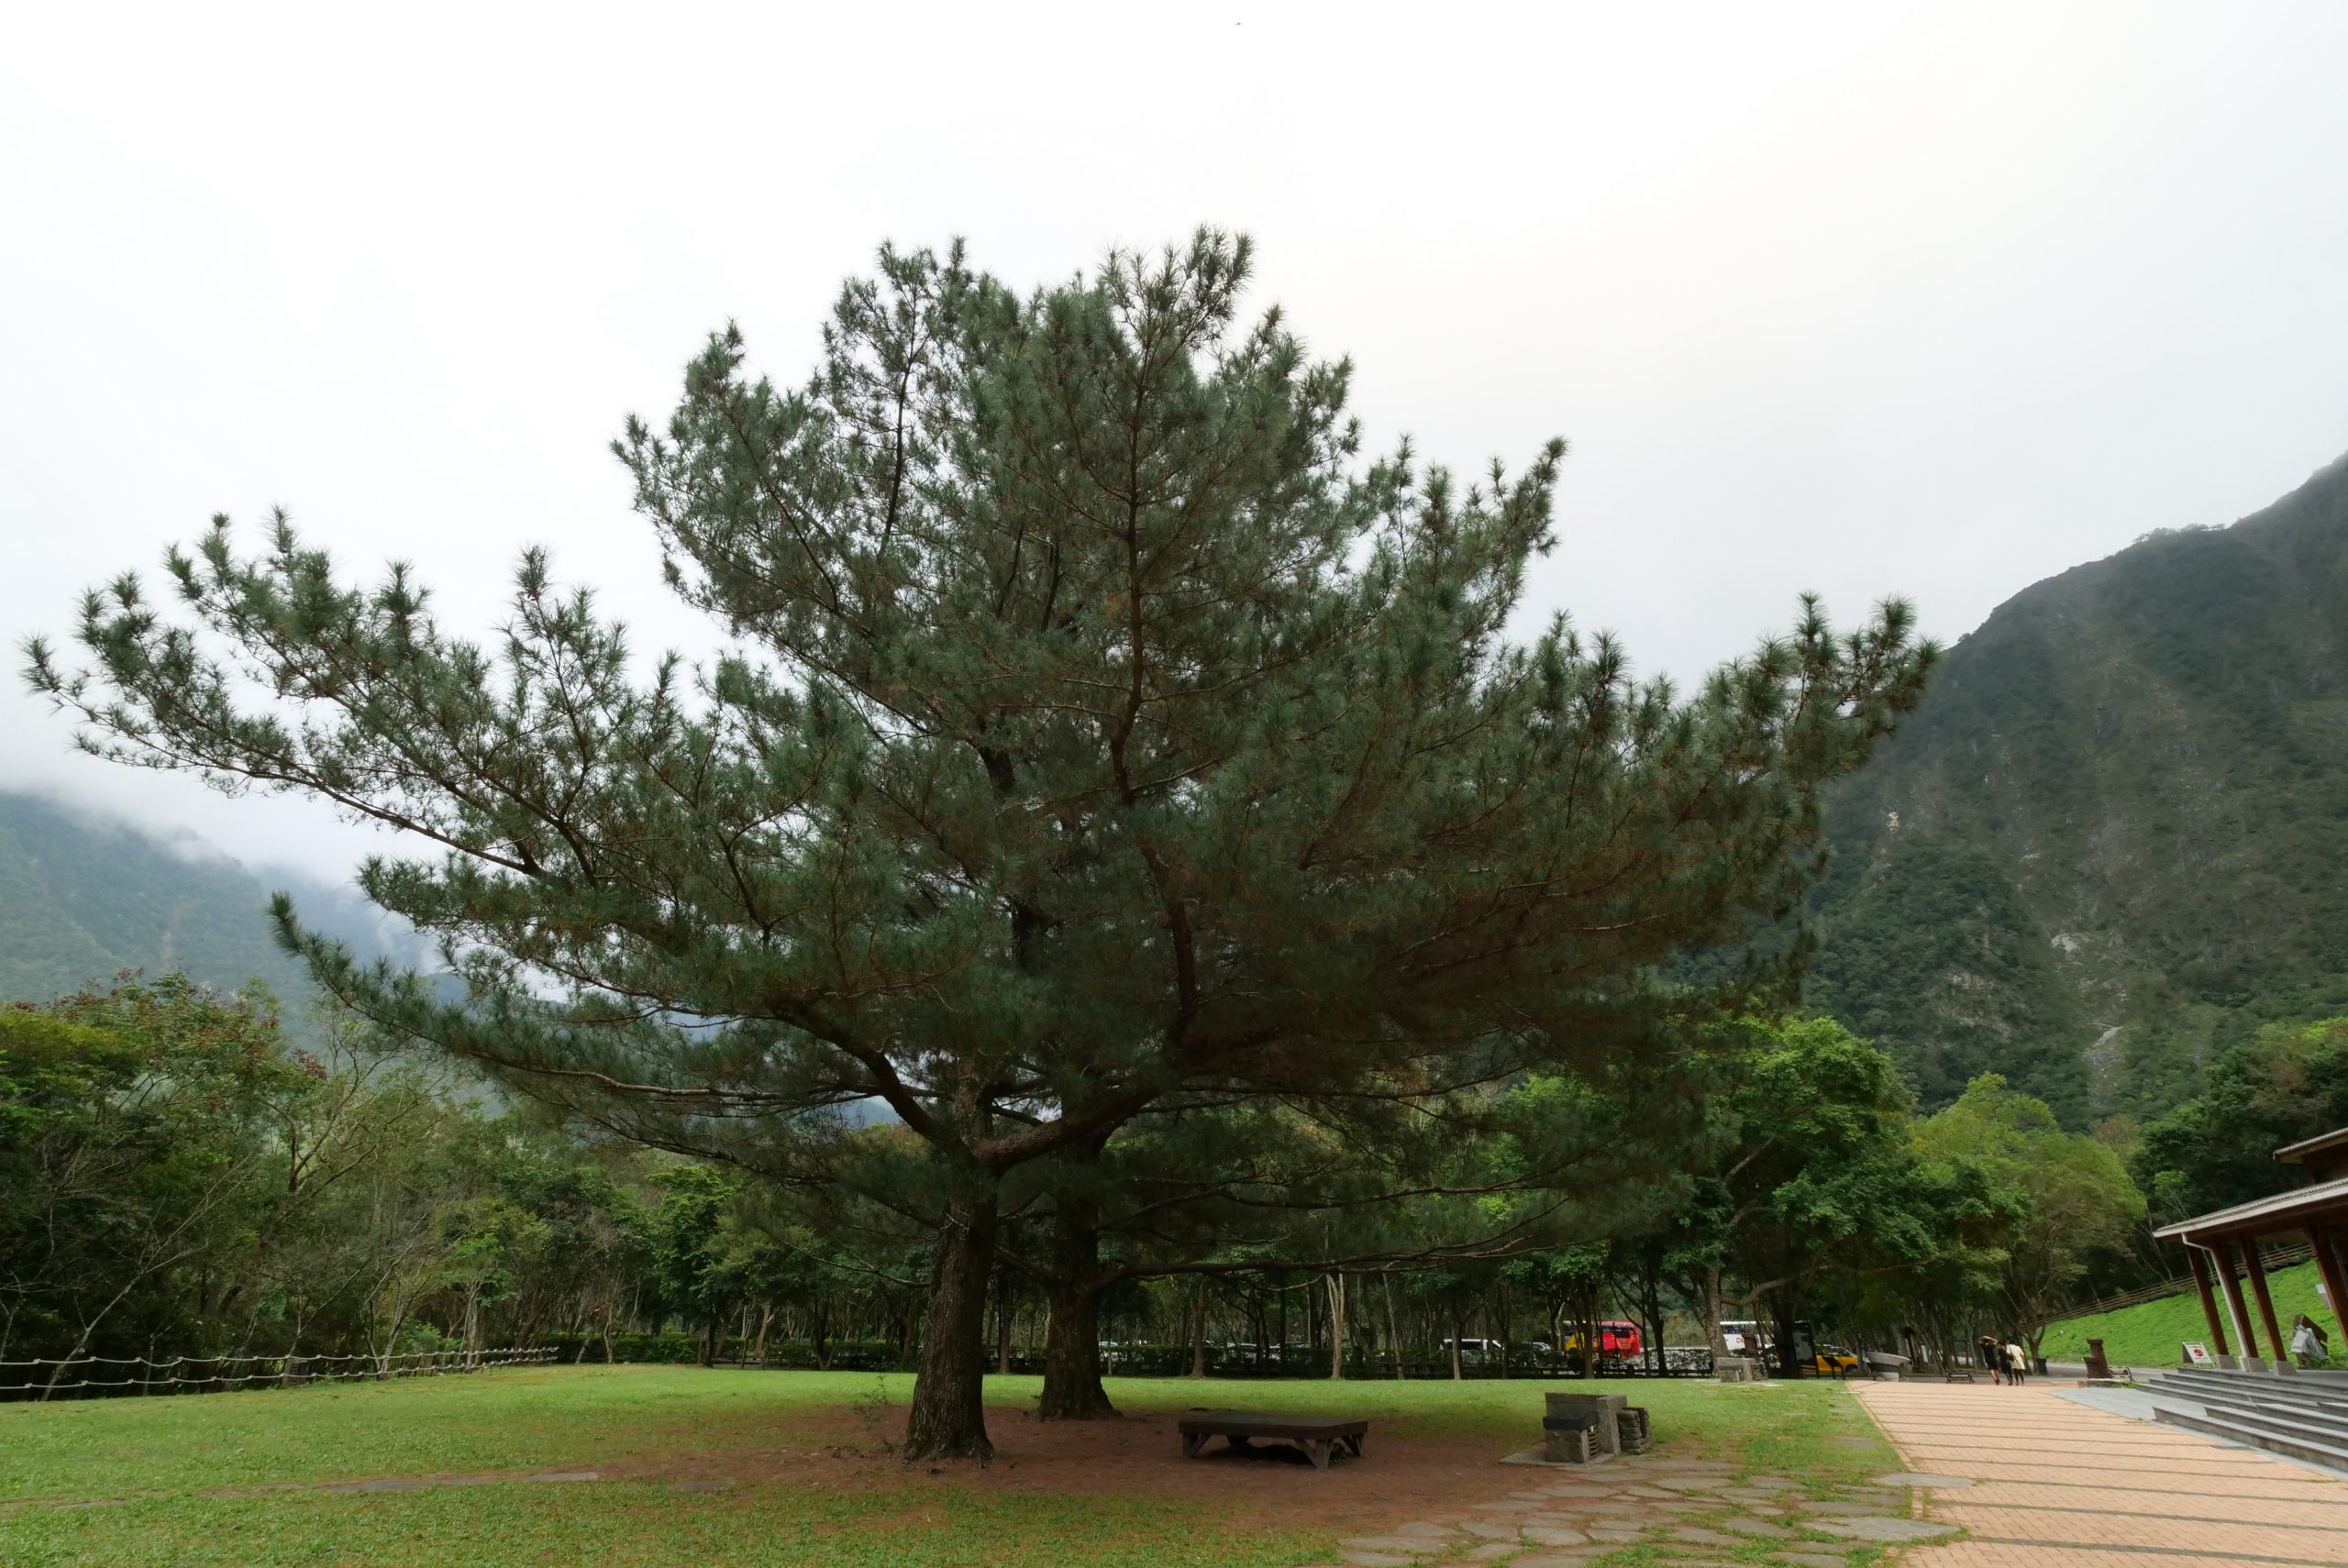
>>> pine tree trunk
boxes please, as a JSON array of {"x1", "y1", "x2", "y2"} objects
[
  {"x1": 1771, "y1": 1295, "x2": 1800, "y2": 1379},
  {"x1": 1327, "y1": 1273, "x2": 1346, "y2": 1380},
  {"x1": 1037, "y1": 1202, "x2": 1118, "y2": 1419},
  {"x1": 995, "y1": 1265, "x2": 1013, "y2": 1377},
  {"x1": 902, "y1": 1197, "x2": 1000, "y2": 1462},
  {"x1": 1643, "y1": 1257, "x2": 1664, "y2": 1375},
  {"x1": 1383, "y1": 1273, "x2": 1405, "y2": 1380},
  {"x1": 1703, "y1": 1266, "x2": 1730, "y2": 1364},
  {"x1": 1038, "y1": 1274, "x2": 1118, "y2": 1418}
]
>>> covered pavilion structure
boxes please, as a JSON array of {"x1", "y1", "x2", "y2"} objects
[{"x1": 2153, "y1": 1125, "x2": 2348, "y2": 1368}]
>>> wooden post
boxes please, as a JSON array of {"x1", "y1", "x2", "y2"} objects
[
  {"x1": 2214, "y1": 1241, "x2": 2258, "y2": 1362},
  {"x1": 2241, "y1": 1242, "x2": 2287, "y2": 1363},
  {"x1": 1496, "y1": 1277, "x2": 1512, "y2": 1381},
  {"x1": 2186, "y1": 1243, "x2": 2230, "y2": 1356},
  {"x1": 1190, "y1": 1280, "x2": 1207, "y2": 1379}
]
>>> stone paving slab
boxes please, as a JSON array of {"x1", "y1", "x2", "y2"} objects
[
  {"x1": 1520, "y1": 1526, "x2": 1589, "y2": 1546},
  {"x1": 1317, "y1": 1434, "x2": 1922, "y2": 1568},
  {"x1": 1716, "y1": 1515, "x2": 1796, "y2": 1536},
  {"x1": 1811, "y1": 1514, "x2": 1959, "y2": 1540}
]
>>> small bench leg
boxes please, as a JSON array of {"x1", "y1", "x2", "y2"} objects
[
  {"x1": 1304, "y1": 1439, "x2": 1331, "y2": 1471},
  {"x1": 1181, "y1": 1432, "x2": 1202, "y2": 1459}
]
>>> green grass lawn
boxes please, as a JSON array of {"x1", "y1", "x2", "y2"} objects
[
  {"x1": 0, "y1": 1366, "x2": 1897, "y2": 1567},
  {"x1": 2039, "y1": 1257, "x2": 2342, "y2": 1369}
]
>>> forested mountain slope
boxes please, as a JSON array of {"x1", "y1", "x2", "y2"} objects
[
  {"x1": 1807, "y1": 453, "x2": 2348, "y2": 1126},
  {"x1": 0, "y1": 789, "x2": 418, "y2": 1008}
]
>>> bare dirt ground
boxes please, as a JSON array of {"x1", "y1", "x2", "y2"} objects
[{"x1": 598, "y1": 1399, "x2": 1516, "y2": 1532}]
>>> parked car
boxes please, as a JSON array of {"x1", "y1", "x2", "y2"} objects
[{"x1": 1803, "y1": 1344, "x2": 1861, "y2": 1377}]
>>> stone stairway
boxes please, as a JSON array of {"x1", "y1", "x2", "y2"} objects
[{"x1": 2147, "y1": 1364, "x2": 2348, "y2": 1471}]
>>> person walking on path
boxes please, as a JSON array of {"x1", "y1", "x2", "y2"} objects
[
  {"x1": 2005, "y1": 1339, "x2": 2029, "y2": 1386},
  {"x1": 1977, "y1": 1334, "x2": 2004, "y2": 1385},
  {"x1": 2291, "y1": 1314, "x2": 2331, "y2": 1368}
]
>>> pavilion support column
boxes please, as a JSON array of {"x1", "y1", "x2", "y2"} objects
[
  {"x1": 2241, "y1": 1242, "x2": 2287, "y2": 1364},
  {"x1": 2213, "y1": 1241, "x2": 2261, "y2": 1368},
  {"x1": 2187, "y1": 1243, "x2": 2230, "y2": 1358},
  {"x1": 2313, "y1": 1225, "x2": 2348, "y2": 1342}
]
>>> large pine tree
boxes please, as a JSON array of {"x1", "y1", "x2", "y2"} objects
[{"x1": 28, "y1": 230, "x2": 1932, "y2": 1457}]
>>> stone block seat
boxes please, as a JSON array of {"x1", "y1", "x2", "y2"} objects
[{"x1": 1176, "y1": 1409, "x2": 1368, "y2": 1471}]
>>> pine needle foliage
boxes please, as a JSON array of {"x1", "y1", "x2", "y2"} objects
[{"x1": 26, "y1": 230, "x2": 1933, "y2": 1456}]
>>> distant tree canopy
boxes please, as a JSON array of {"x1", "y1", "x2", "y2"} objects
[
  {"x1": 2134, "y1": 1016, "x2": 2348, "y2": 1226},
  {"x1": 0, "y1": 976, "x2": 962, "y2": 1382},
  {"x1": 2, "y1": 977, "x2": 487, "y2": 1369},
  {"x1": 26, "y1": 230, "x2": 1933, "y2": 1456},
  {"x1": 1916, "y1": 1074, "x2": 2143, "y2": 1353}
]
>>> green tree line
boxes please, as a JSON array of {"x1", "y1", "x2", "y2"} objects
[{"x1": 7, "y1": 971, "x2": 2201, "y2": 1396}]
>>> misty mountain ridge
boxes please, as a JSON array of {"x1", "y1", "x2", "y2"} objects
[
  {"x1": 0, "y1": 788, "x2": 432, "y2": 1012},
  {"x1": 1807, "y1": 449, "x2": 2348, "y2": 1125}
]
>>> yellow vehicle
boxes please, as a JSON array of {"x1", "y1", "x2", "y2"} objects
[{"x1": 1804, "y1": 1344, "x2": 1861, "y2": 1377}]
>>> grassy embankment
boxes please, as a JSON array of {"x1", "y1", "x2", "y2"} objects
[
  {"x1": 2040, "y1": 1257, "x2": 2342, "y2": 1369},
  {"x1": 1, "y1": 1365, "x2": 1895, "y2": 1568}
]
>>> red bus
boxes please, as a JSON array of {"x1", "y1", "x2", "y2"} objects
[{"x1": 1560, "y1": 1320, "x2": 1644, "y2": 1357}]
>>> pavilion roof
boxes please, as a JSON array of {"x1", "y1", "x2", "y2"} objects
[
  {"x1": 2276, "y1": 1127, "x2": 2348, "y2": 1166},
  {"x1": 2154, "y1": 1172, "x2": 2348, "y2": 1242}
]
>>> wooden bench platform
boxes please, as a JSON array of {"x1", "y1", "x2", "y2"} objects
[{"x1": 1177, "y1": 1410, "x2": 1368, "y2": 1471}]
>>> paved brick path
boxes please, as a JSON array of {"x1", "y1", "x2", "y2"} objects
[{"x1": 1854, "y1": 1383, "x2": 2348, "y2": 1568}]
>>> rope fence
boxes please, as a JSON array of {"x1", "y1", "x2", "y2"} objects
[{"x1": 0, "y1": 1345, "x2": 556, "y2": 1401}]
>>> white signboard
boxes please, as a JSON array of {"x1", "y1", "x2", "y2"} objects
[{"x1": 2182, "y1": 1341, "x2": 2215, "y2": 1366}]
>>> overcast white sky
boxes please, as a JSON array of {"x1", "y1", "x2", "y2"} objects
[{"x1": 4, "y1": 1, "x2": 2345, "y2": 882}]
